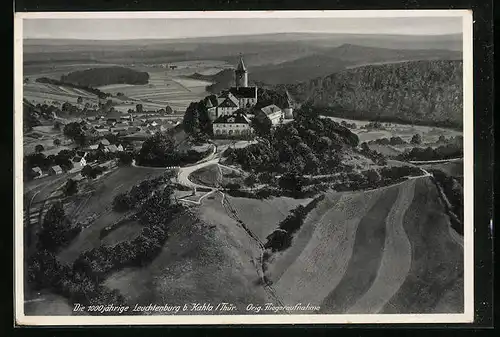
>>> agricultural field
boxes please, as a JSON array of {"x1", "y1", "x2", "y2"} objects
[
  {"x1": 265, "y1": 177, "x2": 463, "y2": 314},
  {"x1": 23, "y1": 81, "x2": 100, "y2": 107},
  {"x1": 97, "y1": 66, "x2": 217, "y2": 113},
  {"x1": 23, "y1": 60, "x2": 225, "y2": 115},
  {"x1": 326, "y1": 116, "x2": 463, "y2": 144},
  {"x1": 24, "y1": 125, "x2": 73, "y2": 155}
]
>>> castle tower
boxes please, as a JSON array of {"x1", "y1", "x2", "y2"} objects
[
  {"x1": 283, "y1": 89, "x2": 294, "y2": 119},
  {"x1": 235, "y1": 55, "x2": 248, "y2": 88}
]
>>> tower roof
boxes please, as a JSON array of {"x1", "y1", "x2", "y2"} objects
[{"x1": 236, "y1": 55, "x2": 247, "y2": 72}]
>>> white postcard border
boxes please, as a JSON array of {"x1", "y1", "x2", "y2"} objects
[{"x1": 14, "y1": 9, "x2": 475, "y2": 325}]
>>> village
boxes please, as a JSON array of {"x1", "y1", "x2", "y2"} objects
[{"x1": 25, "y1": 56, "x2": 295, "y2": 182}]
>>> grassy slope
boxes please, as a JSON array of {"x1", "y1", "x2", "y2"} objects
[
  {"x1": 268, "y1": 188, "x2": 384, "y2": 311},
  {"x1": 268, "y1": 177, "x2": 463, "y2": 314},
  {"x1": 381, "y1": 178, "x2": 464, "y2": 313},
  {"x1": 104, "y1": 194, "x2": 271, "y2": 313}
]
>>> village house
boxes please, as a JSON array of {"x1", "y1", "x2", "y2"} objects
[
  {"x1": 31, "y1": 167, "x2": 43, "y2": 179},
  {"x1": 213, "y1": 112, "x2": 254, "y2": 138},
  {"x1": 49, "y1": 165, "x2": 63, "y2": 176},
  {"x1": 70, "y1": 155, "x2": 87, "y2": 172}
]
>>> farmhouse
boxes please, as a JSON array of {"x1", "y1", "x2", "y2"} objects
[
  {"x1": 31, "y1": 167, "x2": 42, "y2": 179},
  {"x1": 99, "y1": 139, "x2": 111, "y2": 146},
  {"x1": 255, "y1": 104, "x2": 284, "y2": 126},
  {"x1": 213, "y1": 112, "x2": 253, "y2": 138},
  {"x1": 70, "y1": 156, "x2": 87, "y2": 171},
  {"x1": 49, "y1": 165, "x2": 63, "y2": 175}
]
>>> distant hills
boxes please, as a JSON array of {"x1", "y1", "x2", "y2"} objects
[
  {"x1": 250, "y1": 44, "x2": 461, "y2": 84},
  {"x1": 23, "y1": 32, "x2": 462, "y2": 66}
]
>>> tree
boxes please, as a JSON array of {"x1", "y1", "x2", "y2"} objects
[
  {"x1": 53, "y1": 138, "x2": 61, "y2": 147},
  {"x1": 53, "y1": 121, "x2": 62, "y2": 131},
  {"x1": 244, "y1": 173, "x2": 258, "y2": 187},
  {"x1": 63, "y1": 179, "x2": 78, "y2": 196},
  {"x1": 82, "y1": 165, "x2": 97, "y2": 179},
  {"x1": 165, "y1": 106, "x2": 173, "y2": 114},
  {"x1": 279, "y1": 172, "x2": 304, "y2": 195},
  {"x1": 63, "y1": 122, "x2": 86, "y2": 145},
  {"x1": 136, "y1": 104, "x2": 143, "y2": 113},
  {"x1": 364, "y1": 169, "x2": 382, "y2": 185},
  {"x1": 183, "y1": 102, "x2": 200, "y2": 134},
  {"x1": 137, "y1": 132, "x2": 178, "y2": 167},
  {"x1": 118, "y1": 152, "x2": 133, "y2": 166},
  {"x1": 411, "y1": 133, "x2": 422, "y2": 145},
  {"x1": 77, "y1": 96, "x2": 83, "y2": 104},
  {"x1": 38, "y1": 202, "x2": 74, "y2": 252},
  {"x1": 35, "y1": 144, "x2": 45, "y2": 153},
  {"x1": 251, "y1": 116, "x2": 272, "y2": 138},
  {"x1": 112, "y1": 193, "x2": 131, "y2": 212}
]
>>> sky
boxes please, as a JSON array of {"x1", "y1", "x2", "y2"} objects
[{"x1": 23, "y1": 16, "x2": 463, "y2": 40}]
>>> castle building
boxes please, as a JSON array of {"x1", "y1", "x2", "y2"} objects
[
  {"x1": 255, "y1": 104, "x2": 284, "y2": 126},
  {"x1": 235, "y1": 55, "x2": 248, "y2": 88},
  {"x1": 212, "y1": 110, "x2": 254, "y2": 138},
  {"x1": 207, "y1": 55, "x2": 258, "y2": 120}
]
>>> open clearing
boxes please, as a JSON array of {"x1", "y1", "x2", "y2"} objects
[
  {"x1": 265, "y1": 177, "x2": 463, "y2": 314},
  {"x1": 326, "y1": 116, "x2": 462, "y2": 144},
  {"x1": 226, "y1": 195, "x2": 312, "y2": 242}
]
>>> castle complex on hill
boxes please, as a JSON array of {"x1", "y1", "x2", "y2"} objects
[{"x1": 208, "y1": 55, "x2": 294, "y2": 138}]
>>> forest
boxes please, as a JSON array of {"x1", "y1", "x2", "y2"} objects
[
  {"x1": 60, "y1": 66, "x2": 150, "y2": 87},
  {"x1": 283, "y1": 60, "x2": 463, "y2": 129}
]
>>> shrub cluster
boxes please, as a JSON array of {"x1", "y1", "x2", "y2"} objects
[
  {"x1": 397, "y1": 143, "x2": 463, "y2": 161},
  {"x1": 264, "y1": 196, "x2": 324, "y2": 252},
  {"x1": 112, "y1": 175, "x2": 167, "y2": 212}
]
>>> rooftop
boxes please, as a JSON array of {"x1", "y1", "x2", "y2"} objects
[
  {"x1": 260, "y1": 104, "x2": 282, "y2": 116},
  {"x1": 229, "y1": 86, "x2": 257, "y2": 99},
  {"x1": 213, "y1": 113, "x2": 251, "y2": 125}
]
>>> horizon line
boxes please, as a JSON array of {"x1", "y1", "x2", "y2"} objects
[{"x1": 23, "y1": 31, "x2": 463, "y2": 41}]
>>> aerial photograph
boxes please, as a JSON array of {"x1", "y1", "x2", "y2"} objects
[{"x1": 20, "y1": 13, "x2": 466, "y2": 318}]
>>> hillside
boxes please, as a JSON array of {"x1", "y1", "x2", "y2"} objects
[
  {"x1": 264, "y1": 177, "x2": 463, "y2": 313},
  {"x1": 283, "y1": 60, "x2": 463, "y2": 128},
  {"x1": 60, "y1": 66, "x2": 150, "y2": 87},
  {"x1": 251, "y1": 44, "x2": 461, "y2": 85},
  {"x1": 189, "y1": 69, "x2": 235, "y2": 94}
]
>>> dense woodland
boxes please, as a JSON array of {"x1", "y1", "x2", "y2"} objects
[
  {"x1": 282, "y1": 60, "x2": 463, "y2": 129},
  {"x1": 60, "y1": 66, "x2": 150, "y2": 87},
  {"x1": 223, "y1": 104, "x2": 359, "y2": 176}
]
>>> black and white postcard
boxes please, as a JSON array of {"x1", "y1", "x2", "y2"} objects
[{"x1": 14, "y1": 10, "x2": 474, "y2": 325}]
